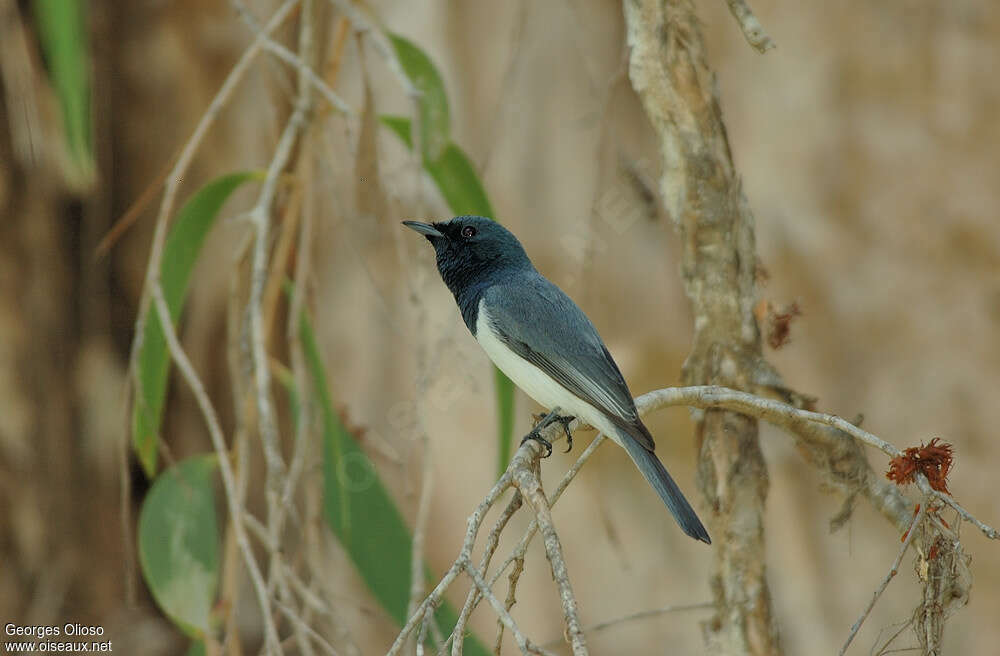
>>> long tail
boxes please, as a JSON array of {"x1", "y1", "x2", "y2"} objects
[{"x1": 619, "y1": 430, "x2": 711, "y2": 544}]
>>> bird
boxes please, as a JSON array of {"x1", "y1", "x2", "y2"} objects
[{"x1": 403, "y1": 215, "x2": 710, "y2": 544}]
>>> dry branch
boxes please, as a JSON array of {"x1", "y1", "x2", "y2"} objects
[
  {"x1": 396, "y1": 381, "x2": 996, "y2": 656},
  {"x1": 722, "y1": 0, "x2": 776, "y2": 53},
  {"x1": 624, "y1": 0, "x2": 779, "y2": 652},
  {"x1": 839, "y1": 501, "x2": 929, "y2": 655},
  {"x1": 150, "y1": 287, "x2": 281, "y2": 653}
]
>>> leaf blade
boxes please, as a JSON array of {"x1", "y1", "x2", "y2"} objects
[
  {"x1": 32, "y1": 0, "x2": 93, "y2": 186},
  {"x1": 387, "y1": 34, "x2": 450, "y2": 161},
  {"x1": 296, "y1": 297, "x2": 490, "y2": 656},
  {"x1": 138, "y1": 455, "x2": 220, "y2": 638},
  {"x1": 131, "y1": 171, "x2": 262, "y2": 477}
]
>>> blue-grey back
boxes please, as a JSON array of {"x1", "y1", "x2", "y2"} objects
[{"x1": 481, "y1": 271, "x2": 645, "y2": 434}]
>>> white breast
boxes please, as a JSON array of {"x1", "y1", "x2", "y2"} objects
[{"x1": 474, "y1": 300, "x2": 623, "y2": 446}]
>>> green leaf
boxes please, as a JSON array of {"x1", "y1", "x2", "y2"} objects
[
  {"x1": 388, "y1": 34, "x2": 450, "y2": 161},
  {"x1": 296, "y1": 298, "x2": 490, "y2": 656},
  {"x1": 32, "y1": 0, "x2": 93, "y2": 187},
  {"x1": 131, "y1": 171, "x2": 263, "y2": 477},
  {"x1": 185, "y1": 641, "x2": 206, "y2": 656},
  {"x1": 381, "y1": 116, "x2": 492, "y2": 217},
  {"x1": 494, "y1": 367, "x2": 516, "y2": 475},
  {"x1": 138, "y1": 455, "x2": 220, "y2": 639},
  {"x1": 382, "y1": 115, "x2": 516, "y2": 472}
]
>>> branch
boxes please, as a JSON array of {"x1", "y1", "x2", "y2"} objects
[
  {"x1": 838, "y1": 500, "x2": 928, "y2": 656},
  {"x1": 508, "y1": 439, "x2": 588, "y2": 656},
  {"x1": 635, "y1": 386, "x2": 998, "y2": 540},
  {"x1": 150, "y1": 287, "x2": 281, "y2": 653},
  {"x1": 128, "y1": 0, "x2": 299, "y2": 385},
  {"x1": 401, "y1": 378, "x2": 997, "y2": 656},
  {"x1": 624, "y1": 1, "x2": 778, "y2": 651},
  {"x1": 391, "y1": 413, "x2": 592, "y2": 656},
  {"x1": 543, "y1": 602, "x2": 713, "y2": 647},
  {"x1": 386, "y1": 467, "x2": 515, "y2": 656},
  {"x1": 722, "y1": 0, "x2": 776, "y2": 53},
  {"x1": 450, "y1": 490, "x2": 522, "y2": 656},
  {"x1": 325, "y1": 0, "x2": 421, "y2": 99}
]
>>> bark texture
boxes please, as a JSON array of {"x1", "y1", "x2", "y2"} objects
[{"x1": 624, "y1": 1, "x2": 780, "y2": 653}]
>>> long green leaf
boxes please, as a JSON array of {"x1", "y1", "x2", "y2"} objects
[
  {"x1": 132, "y1": 171, "x2": 263, "y2": 477},
  {"x1": 382, "y1": 115, "x2": 516, "y2": 473},
  {"x1": 32, "y1": 0, "x2": 93, "y2": 186},
  {"x1": 388, "y1": 33, "x2": 450, "y2": 161},
  {"x1": 297, "y1": 301, "x2": 490, "y2": 656},
  {"x1": 138, "y1": 455, "x2": 220, "y2": 639}
]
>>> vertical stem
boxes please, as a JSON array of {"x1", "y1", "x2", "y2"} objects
[{"x1": 624, "y1": 1, "x2": 780, "y2": 654}]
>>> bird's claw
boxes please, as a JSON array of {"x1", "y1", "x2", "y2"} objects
[
  {"x1": 525, "y1": 409, "x2": 576, "y2": 456},
  {"x1": 555, "y1": 415, "x2": 575, "y2": 452},
  {"x1": 521, "y1": 430, "x2": 553, "y2": 457}
]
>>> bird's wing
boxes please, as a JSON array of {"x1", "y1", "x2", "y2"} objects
[{"x1": 482, "y1": 275, "x2": 655, "y2": 451}]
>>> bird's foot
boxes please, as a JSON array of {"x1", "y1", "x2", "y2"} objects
[
  {"x1": 520, "y1": 429, "x2": 553, "y2": 458},
  {"x1": 526, "y1": 409, "x2": 577, "y2": 455},
  {"x1": 554, "y1": 415, "x2": 575, "y2": 452}
]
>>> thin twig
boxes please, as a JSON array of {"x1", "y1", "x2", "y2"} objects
[
  {"x1": 387, "y1": 472, "x2": 516, "y2": 656},
  {"x1": 450, "y1": 491, "x2": 523, "y2": 655},
  {"x1": 249, "y1": 102, "x2": 305, "y2": 488},
  {"x1": 150, "y1": 287, "x2": 281, "y2": 653},
  {"x1": 637, "y1": 386, "x2": 902, "y2": 458},
  {"x1": 543, "y1": 602, "x2": 713, "y2": 647},
  {"x1": 872, "y1": 619, "x2": 915, "y2": 656},
  {"x1": 407, "y1": 435, "x2": 435, "y2": 622},
  {"x1": 722, "y1": 0, "x2": 776, "y2": 53},
  {"x1": 927, "y1": 488, "x2": 999, "y2": 540},
  {"x1": 839, "y1": 501, "x2": 929, "y2": 656},
  {"x1": 275, "y1": 599, "x2": 341, "y2": 656},
  {"x1": 465, "y1": 562, "x2": 556, "y2": 656},
  {"x1": 406, "y1": 382, "x2": 997, "y2": 656},
  {"x1": 325, "y1": 0, "x2": 420, "y2": 99},
  {"x1": 509, "y1": 446, "x2": 588, "y2": 656},
  {"x1": 485, "y1": 434, "x2": 606, "y2": 599},
  {"x1": 637, "y1": 386, "x2": 998, "y2": 539},
  {"x1": 257, "y1": 38, "x2": 354, "y2": 115},
  {"x1": 128, "y1": 0, "x2": 299, "y2": 390},
  {"x1": 415, "y1": 603, "x2": 433, "y2": 656}
]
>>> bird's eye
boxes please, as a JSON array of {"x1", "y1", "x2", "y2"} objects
[{"x1": 461, "y1": 225, "x2": 476, "y2": 239}]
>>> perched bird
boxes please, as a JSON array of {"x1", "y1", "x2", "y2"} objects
[{"x1": 403, "y1": 216, "x2": 710, "y2": 544}]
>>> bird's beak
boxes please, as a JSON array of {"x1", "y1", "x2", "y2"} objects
[{"x1": 402, "y1": 220, "x2": 444, "y2": 239}]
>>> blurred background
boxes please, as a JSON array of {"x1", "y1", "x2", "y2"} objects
[{"x1": 1, "y1": 0, "x2": 998, "y2": 654}]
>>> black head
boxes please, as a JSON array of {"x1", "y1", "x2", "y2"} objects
[{"x1": 402, "y1": 216, "x2": 533, "y2": 296}]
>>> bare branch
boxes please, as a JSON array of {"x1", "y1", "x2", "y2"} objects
[
  {"x1": 466, "y1": 562, "x2": 556, "y2": 656},
  {"x1": 128, "y1": 0, "x2": 299, "y2": 385},
  {"x1": 407, "y1": 436, "x2": 435, "y2": 632},
  {"x1": 838, "y1": 500, "x2": 928, "y2": 655},
  {"x1": 325, "y1": 0, "x2": 420, "y2": 99},
  {"x1": 543, "y1": 602, "x2": 713, "y2": 647},
  {"x1": 636, "y1": 386, "x2": 998, "y2": 539},
  {"x1": 150, "y1": 287, "x2": 281, "y2": 653},
  {"x1": 722, "y1": 0, "x2": 776, "y2": 53},
  {"x1": 624, "y1": 1, "x2": 778, "y2": 650},
  {"x1": 927, "y1": 489, "x2": 998, "y2": 540},
  {"x1": 450, "y1": 491, "x2": 522, "y2": 655},
  {"x1": 638, "y1": 386, "x2": 901, "y2": 457},
  {"x1": 387, "y1": 469, "x2": 515, "y2": 656},
  {"x1": 257, "y1": 39, "x2": 355, "y2": 116},
  {"x1": 480, "y1": 435, "x2": 607, "y2": 625},
  {"x1": 508, "y1": 443, "x2": 588, "y2": 656}
]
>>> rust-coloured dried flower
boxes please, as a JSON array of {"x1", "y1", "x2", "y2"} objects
[{"x1": 886, "y1": 438, "x2": 954, "y2": 493}]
